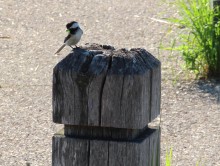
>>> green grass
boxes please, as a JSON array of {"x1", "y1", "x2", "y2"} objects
[
  {"x1": 163, "y1": 0, "x2": 220, "y2": 78},
  {"x1": 165, "y1": 148, "x2": 173, "y2": 166},
  {"x1": 165, "y1": 148, "x2": 204, "y2": 166}
]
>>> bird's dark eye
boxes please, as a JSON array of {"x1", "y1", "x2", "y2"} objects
[{"x1": 69, "y1": 27, "x2": 79, "y2": 34}]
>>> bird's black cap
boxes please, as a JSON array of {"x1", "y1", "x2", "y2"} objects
[{"x1": 66, "y1": 21, "x2": 78, "y2": 29}]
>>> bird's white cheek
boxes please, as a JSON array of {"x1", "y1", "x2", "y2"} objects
[{"x1": 70, "y1": 23, "x2": 79, "y2": 29}]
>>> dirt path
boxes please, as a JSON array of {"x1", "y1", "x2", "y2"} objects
[{"x1": 0, "y1": 0, "x2": 219, "y2": 165}]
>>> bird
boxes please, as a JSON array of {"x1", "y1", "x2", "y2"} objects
[{"x1": 55, "y1": 21, "x2": 83, "y2": 54}]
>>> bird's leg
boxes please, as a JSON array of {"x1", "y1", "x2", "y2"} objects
[{"x1": 70, "y1": 45, "x2": 74, "y2": 49}]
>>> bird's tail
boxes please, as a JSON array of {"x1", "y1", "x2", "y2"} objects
[{"x1": 55, "y1": 44, "x2": 66, "y2": 54}]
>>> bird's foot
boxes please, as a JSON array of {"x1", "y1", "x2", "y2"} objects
[{"x1": 70, "y1": 46, "x2": 74, "y2": 50}]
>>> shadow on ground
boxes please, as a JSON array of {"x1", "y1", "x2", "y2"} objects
[{"x1": 194, "y1": 79, "x2": 220, "y2": 104}]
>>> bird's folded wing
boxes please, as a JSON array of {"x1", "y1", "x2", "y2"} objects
[{"x1": 64, "y1": 34, "x2": 71, "y2": 43}]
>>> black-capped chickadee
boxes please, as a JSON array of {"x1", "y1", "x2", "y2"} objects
[{"x1": 55, "y1": 21, "x2": 83, "y2": 54}]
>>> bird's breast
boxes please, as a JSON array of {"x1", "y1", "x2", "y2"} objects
[{"x1": 65, "y1": 28, "x2": 83, "y2": 46}]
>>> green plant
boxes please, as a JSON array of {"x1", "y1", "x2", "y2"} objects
[
  {"x1": 165, "y1": 148, "x2": 173, "y2": 166},
  {"x1": 165, "y1": 148, "x2": 204, "y2": 166},
  {"x1": 164, "y1": 0, "x2": 220, "y2": 78}
]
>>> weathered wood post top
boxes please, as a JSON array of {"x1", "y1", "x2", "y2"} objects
[
  {"x1": 52, "y1": 43, "x2": 161, "y2": 166},
  {"x1": 53, "y1": 43, "x2": 160, "y2": 129}
]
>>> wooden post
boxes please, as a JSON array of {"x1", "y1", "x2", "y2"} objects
[{"x1": 52, "y1": 43, "x2": 161, "y2": 166}]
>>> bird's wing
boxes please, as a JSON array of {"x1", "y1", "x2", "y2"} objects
[{"x1": 64, "y1": 34, "x2": 71, "y2": 43}]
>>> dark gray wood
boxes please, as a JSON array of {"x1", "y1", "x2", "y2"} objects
[
  {"x1": 53, "y1": 127, "x2": 160, "y2": 166},
  {"x1": 87, "y1": 54, "x2": 111, "y2": 126},
  {"x1": 64, "y1": 125, "x2": 155, "y2": 141},
  {"x1": 52, "y1": 44, "x2": 161, "y2": 166},
  {"x1": 151, "y1": 64, "x2": 161, "y2": 121},
  {"x1": 101, "y1": 50, "x2": 152, "y2": 128},
  {"x1": 149, "y1": 128, "x2": 161, "y2": 166},
  {"x1": 53, "y1": 48, "x2": 94, "y2": 125},
  {"x1": 89, "y1": 140, "x2": 108, "y2": 166},
  {"x1": 108, "y1": 129, "x2": 156, "y2": 166},
  {"x1": 109, "y1": 141, "x2": 127, "y2": 166},
  {"x1": 53, "y1": 45, "x2": 161, "y2": 129},
  {"x1": 134, "y1": 49, "x2": 161, "y2": 122},
  {"x1": 53, "y1": 47, "x2": 111, "y2": 125},
  {"x1": 100, "y1": 53, "x2": 126, "y2": 128},
  {"x1": 52, "y1": 135, "x2": 89, "y2": 166}
]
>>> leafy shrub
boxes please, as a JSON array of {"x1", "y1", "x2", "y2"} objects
[{"x1": 165, "y1": 0, "x2": 220, "y2": 78}]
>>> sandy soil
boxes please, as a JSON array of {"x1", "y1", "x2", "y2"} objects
[{"x1": 0, "y1": 0, "x2": 219, "y2": 165}]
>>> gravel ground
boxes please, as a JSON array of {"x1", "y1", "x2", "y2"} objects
[{"x1": 0, "y1": 0, "x2": 220, "y2": 165}]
